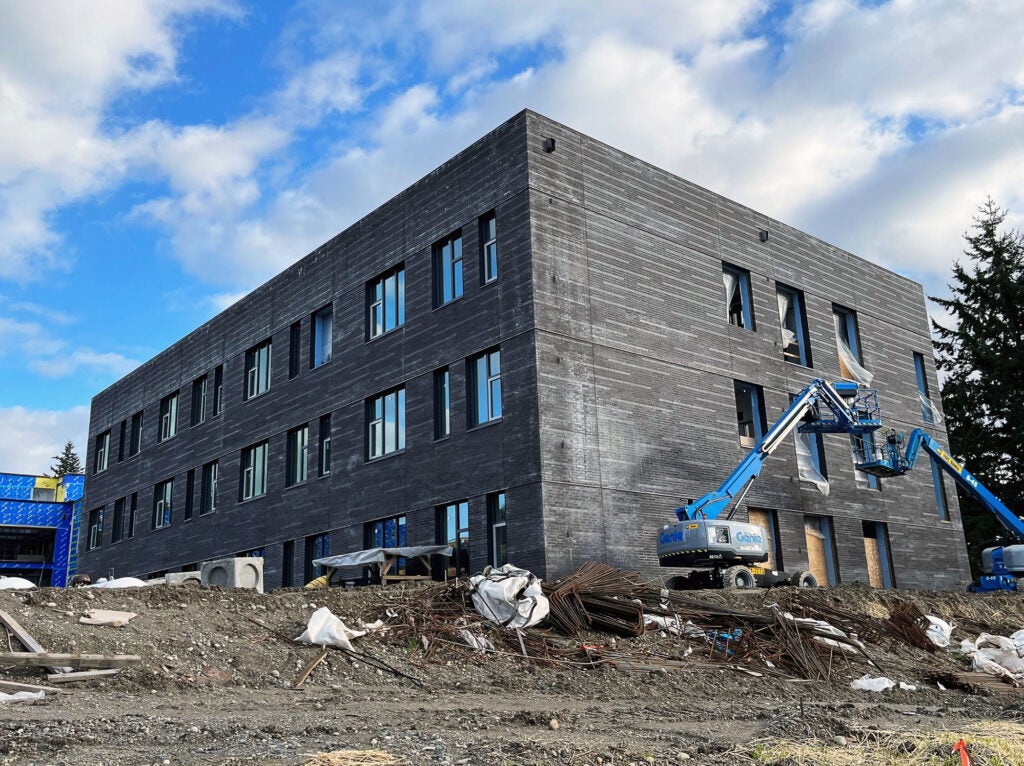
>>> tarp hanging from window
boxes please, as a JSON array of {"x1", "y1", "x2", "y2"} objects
[
  {"x1": 919, "y1": 391, "x2": 944, "y2": 424},
  {"x1": 723, "y1": 270, "x2": 737, "y2": 322},
  {"x1": 777, "y1": 292, "x2": 797, "y2": 346},
  {"x1": 795, "y1": 432, "x2": 830, "y2": 496}
]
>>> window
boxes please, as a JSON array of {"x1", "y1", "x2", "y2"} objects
[
  {"x1": 777, "y1": 284, "x2": 812, "y2": 366},
  {"x1": 318, "y1": 414, "x2": 331, "y2": 477},
  {"x1": 304, "y1": 532, "x2": 329, "y2": 583},
  {"x1": 747, "y1": 508, "x2": 783, "y2": 571},
  {"x1": 434, "y1": 367, "x2": 450, "y2": 439},
  {"x1": 94, "y1": 430, "x2": 110, "y2": 474},
  {"x1": 153, "y1": 478, "x2": 173, "y2": 529},
  {"x1": 240, "y1": 441, "x2": 268, "y2": 500},
  {"x1": 129, "y1": 411, "x2": 144, "y2": 456},
  {"x1": 128, "y1": 492, "x2": 137, "y2": 538},
  {"x1": 469, "y1": 349, "x2": 502, "y2": 427},
  {"x1": 367, "y1": 387, "x2": 406, "y2": 459},
  {"x1": 480, "y1": 211, "x2": 497, "y2": 284},
  {"x1": 438, "y1": 500, "x2": 470, "y2": 577},
  {"x1": 850, "y1": 433, "x2": 880, "y2": 490},
  {"x1": 734, "y1": 381, "x2": 766, "y2": 448},
  {"x1": 184, "y1": 469, "x2": 195, "y2": 521},
  {"x1": 213, "y1": 364, "x2": 224, "y2": 416},
  {"x1": 111, "y1": 497, "x2": 126, "y2": 543},
  {"x1": 245, "y1": 339, "x2": 272, "y2": 399},
  {"x1": 931, "y1": 457, "x2": 950, "y2": 521},
  {"x1": 282, "y1": 540, "x2": 294, "y2": 588},
  {"x1": 311, "y1": 305, "x2": 333, "y2": 368},
  {"x1": 365, "y1": 515, "x2": 407, "y2": 576},
  {"x1": 117, "y1": 420, "x2": 126, "y2": 463},
  {"x1": 190, "y1": 375, "x2": 207, "y2": 427},
  {"x1": 286, "y1": 424, "x2": 309, "y2": 486},
  {"x1": 289, "y1": 321, "x2": 301, "y2": 379},
  {"x1": 862, "y1": 520, "x2": 895, "y2": 589},
  {"x1": 433, "y1": 231, "x2": 464, "y2": 307},
  {"x1": 805, "y1": 515, "x2": 839, "y2": 585},
  {"x1": 488, "y1": 491, "x2": 507, "y2": 568},
  {"x1": 201, "y1": 460, "x2": 218, "y2": 515},
  {"x1": 86, "y1": 507, "x2": 103, "y2": 551},
  {"x1": 795, "y1": 431, "x2": 829, "y2": 494},
  {"x1": 723, "y1": 263, "x2": 754, "y2": 329},
  {"x1": 368, "y1": 265, "x2": 405, "y2": 339},
  {"x1": 833, "y1": 305, "x2": 872, "y2": 385},
  {"x1": 914, "y1": 352, "x2": 939, "y2": 424},
  {"x1": 159, "y1": 392, "x2": 178, "y2": 442}
]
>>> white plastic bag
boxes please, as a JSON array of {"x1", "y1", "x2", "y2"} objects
[
  {"x1": 0, "y1": 691, "x2": 44, "y2": 703},
  {"x1": 925, "y1": 616, "x2": 954, "y2": 648},
  {"x1": 851, "y1": 674, "x2": 895, "y2": 692},
  {"x1": 296, "y1": 606, "x2": 366, "y2": 650},
  {"x1": 468, "y1": 564, "x2": 549, "y2": 629}
]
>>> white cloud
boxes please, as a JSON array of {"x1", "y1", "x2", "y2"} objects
[
  {"x1": 0, "y1": 314, "x2": 139, "y2": 380},
  {"x1": 0, "y1": 405, "x2": 90, "y2": 476}
]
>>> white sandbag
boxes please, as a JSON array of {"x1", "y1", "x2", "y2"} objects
[
  {"x1": 295, "y1": 606, "x2": 366, "y2": 650},
  {"x1": 925, "y1": 616, "x2": 954, "y2": 648},
  {"x1": 468, "y1": 564, "x2": 549, "y2": 629},
  {"x1": 851, "y1": 674, "x2": 895, "y2": 692},
  {"x1": 1011, "y1": 629, "x2": 1024, "y2": 658},
  {"x1": 0, "y1": 691, "x2": 44, "y2": 703},
  {"x1": 0, "y1": 576, "x2": 36, "y2": 590},
  {"x1": 88, "y1": 577, "x2": 148, "y2": 588}
]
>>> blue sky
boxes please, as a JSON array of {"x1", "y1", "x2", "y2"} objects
[{"x1": 1, "y1": 0, "x2": 1023, "y2": 473}]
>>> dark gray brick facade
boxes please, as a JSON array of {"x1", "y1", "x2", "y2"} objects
[{"x1": 80, "y1": 110, "x2": 972, "y2": 590}]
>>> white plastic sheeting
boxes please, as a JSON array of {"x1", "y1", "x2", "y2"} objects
[
  {"x1": 468, "y1": 564, "x2": 549, "y2": 629},
  {"x1": 295, "y1": 606, "x2": 367, "y2": 651},
  {"x1": 794, "y1": 432, "x2": 829, "y2": 496},
  {"x1": 0, "y1": 691, "x2": 44, "y2": 703},
  {"x1": 834, "y1": 314, "x2": 874, "y2": 386},
  {"x1": 0, "y1": 576, "x2": 35, "y2": 590},
  {"x1": 777, "y1": 292, "x2": 797, "y2": 347},
  {"x1": 88, "y1": 577, "x2": 149, "y2": 588},
  {"x1": 919, "y1": 392, "x2": 944, "y2": 424},
  {"x1": 723, "y1": 270, "x2": 737, "y2": 323},
  {"x1": 951, "y1": 628, "x2": 1024, "y2": 680},
  {"x1": 851, "y1": 674, "x2": 896, "y2": 692},
  {"x1": 925, "y1": 616, "x2": 954, "y2": 648}
]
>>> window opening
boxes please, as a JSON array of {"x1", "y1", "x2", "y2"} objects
[
  {"x1": 488, "y1": 492, "x2": 507, "y2": 568},
  {"x1": 241, "y1": 441, "x2": 268, "y2": 500},
  {"x1": 438, "y1": 500, "x2": 470, "y2": 577},
  {"x1": 191, "y1": 375, "x2": 207, "y2": 427},
  {"x1": 804, "y1": 515, "x2": 839, "y2": 585},
  {"x1": 368, "y1": 387, "x2": 406, "y2": 459},
  {"x1": 434, "y1": 231, "x2": 464, "y2": 306},
  {"x1": 318, "y1": 414, "x2": 331, "y2": 477},
  {"x1": 368, "y1": 265, "x2": 405, "y2": 338},
  {"x1": 469, "y1": 349, "x2": 502, "y2": 426},
  {"x1": 201, "y1": 460, "x2": 218, "y2": 515},
  {"x1": 833, "y1": 305, "x2": 873, "y2": 385},
  {"x1": 286, "y1": 424, "x2": 309, "y2": 486},
  {"x1": 434, "y1": 367, "x2": 450, "y2": 439},
  {"x1": 734, "y1": 380, "x2": 766, "y2": 448},
  {"x1": 481, "y1": 212, "x2": 497, "y2": 284},
  {"x1": 311, "y1": 305, "x2": 333, "y2": 368},
  {"x1": 777, "y1": 284, "x2": 812, "y2": 366},
  {"x1": 723, "y1": 263, "x2": 754, "y2": 329},
  {"x1": 153, "y1": 479, "x2": 173, "y2": 529},
  {"x1": 245, "y1": 339, "x2": 272, "y2": 399},
  {"x1": 914, "y1": 352, "x2": 941, "y2": 424}
]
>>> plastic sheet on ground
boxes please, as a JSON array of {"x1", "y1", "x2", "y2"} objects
[
  {"x1": 0, "y1": 576, "x2": 36, "y2": 590},
  {"x1": 925, "y1": 615, "x2": 954, "y2": 648},
  {"x1": 851, "y1": 674, "x2": 896, "y2": 692},
  {"x1": 0, "y1": 691, "x2": 44, "y2": 703},
  {"x1": 458, "y1": 629, "x2": 494, "y2": 653},
  {"x1": 88, "y1": 577, "x2": 149, "y2": 589},
  {"x1": 468, "y1": 564, "x2": 549, "y2": 629},
  {"x1": 296, "y1": 607, "x2": 366, "y2": 651},
  {"x1": 952, "y1": 628, "x2": 1024, "y2": 679}
]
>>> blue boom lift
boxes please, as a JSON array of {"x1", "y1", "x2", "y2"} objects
[
  {"x1": 658, "y1": 378, "x2": 884, "y2": 588},
  {"x1": 858, "y1": 429, "x2": 1024, "y2": 592}
]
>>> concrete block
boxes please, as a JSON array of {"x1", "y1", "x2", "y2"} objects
[
  {"x1": 165, "y1": 571, "x2": 201, "y2": 587},
  {"x1": 201, "y1": 557, "x2": 264, "y2": 592}
]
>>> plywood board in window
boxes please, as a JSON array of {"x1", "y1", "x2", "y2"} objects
[
  {"x1": 805, "y1": 527, "x2": 828, "y2": 586},
  {"x1": 863, "y1": 536, "x2": 883, "y2": 588},
  {"x1": 747, "y1": 509, "x2": 775, "y2": 569}
]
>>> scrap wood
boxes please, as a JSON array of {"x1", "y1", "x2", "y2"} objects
[
  {"x1": 0, "y1": 652, "x2": 140, "y2": 669},
  {"x1": 0, "y1": 609, "x2": 73, "y2": 674},
  {"x1": 45, "y1": 669, "x2": 120, "y2": 683},
  {"x1": 79, "y1": 609, "x2": 137, "y2": 627},
  {"x1": 0, "y1": 679, "x2": 73, "y2": 694},
  {"x1": 294, "y1": 646, "x2": 329, "y2": 687},
  {"x1": 304, "y1": 749, "x2": 403, "y2": 766},
  {"x1": 927, "y1": 670, "x2": 1023, "y2": 695}
]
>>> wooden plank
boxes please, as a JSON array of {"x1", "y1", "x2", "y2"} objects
[
  {"x1": 294, "y1": 647, "x2": 329, "y2": 688},
  {"x1": 0, "y1": 653, "x2": 141, "y2": 669},
  {"x1": 0, "y1": 609, "x2": 73, "y2": 674},
  {"x1": 0, "y1": 679, "x2": 73, "y2": 694},
  {"x1": 45, "y1": 669, "x2": 121, "y2": 683}
]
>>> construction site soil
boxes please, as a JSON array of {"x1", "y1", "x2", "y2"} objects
[{"x1": 2, "y1": 580, "x2": 1023, "y2": 766}]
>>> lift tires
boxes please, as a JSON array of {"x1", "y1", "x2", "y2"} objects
[
  {"x1": 791, "y1": 570, "x2": 819, "y2": 588},
  {"x1": 721, "y1": 565, "x2": 756, "y2": 589}
]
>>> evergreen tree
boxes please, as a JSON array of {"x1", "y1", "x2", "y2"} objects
[
  {"x1": 931, "y1": 198, "x2": 1024, "y2": 575},
  {"x1": 49, "y1": 440, "x2": 82, "y2": 477}
]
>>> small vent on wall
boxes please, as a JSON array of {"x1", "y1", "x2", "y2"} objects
[
  {"x1": 543, "y1": 137, "x2": 556, "y2": 153},
  {"x1": 759, "y1": 229, "x2": 770, "y2": 242}
]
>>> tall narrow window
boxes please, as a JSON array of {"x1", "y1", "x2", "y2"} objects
[
  {"x1": 433, "y1": 231, "x2": 464, "y2": 307},
  {"x1": 129, "y1": 410, "x2": 144, "y2": 456},
  {"x1": 318, "y1": 414, "x2": 331, "y2": 477},
  {"x1": 158, "y1": 392, "x2": 178, "y2": 442},
  {"x1": 304, "y1": 532, "x2": 329, "y2": 583},
  {"x1": 311, "y1": 305, "x2": 333, "y2": 368},
  {"x1": 111, "y1": 497, "x2": 126, "y2": 543},
  {"x1": 438, "y1": 500, "x2": 470, "y2": 577},
  {"x1": 777, "y1": 284, "x2": 812, "y2": 366},
  {"x1": 367, "y1": 387, "x2": 406, "y2": 459},
  {"x1": 469, "y1": 349, "x2": 502, "y2": 427},
  {"x1": 434, "y1": 367, "x2": 450, "y2": 439},
  {"x1": 365, "y1": 515, "x2": 407, "y2": 575},
  {"x1": 200, "y1": 460, "x2": 218, "y2": 515},
  {"x1": 94, "y1": 430, "x2": 110, "y2": 474},
  {"x1": 931, "y1": 457, "x2": 950, "y2": 521},
  {"x1": 191, "y1": 375, "x2": 207, "y2": 427},
  {"x1": 850, "y1": 433, "x2": 880, "y2": 490},
  {"x1": 282, "y1": 540, "x2": 294, "y2": 588},
  {"x1": 723, "y1": 263, "x2": 754, "y2": 329},
  {"x1": 488, "y1": 491, "x2": 507, "y2": 568},
  {"x1": 804, "y1": 514, "x2": 839, "y2": 585},
  {"x1": 368, "y1": 265, "x2": 405, "y2": 338},
  {"x1": 747, "y1": 508, "x2": 784, "y2": 571},
  {"x1": 734, "y1": 381, "x2": 766, "y2": 448},
  {"x1": 128, "y1": 492, "x2": 137, "y2": 538},
  {"x1": 240, "y1": 441, "x2": 268, "y2": 500},
  {"x1": 833, "y1": 305, "x2": 872, "y2": 385},
  {"x1": 184, "y1": 469, "x2": 195, "y2": 521},
  {"x1": 914, "y1": 352, "x2": 940, "y2": 424},
  {"x1": 289, "y1": 321, "x2": 302, "y2": 379},
  {"x1": 862, "y1": 520, "x2": 895, "y2": 589},
  {"x1": 286, "y1": 424, "x2": 309, "y2": 486},
  {"x1": 86, "y1": 507, "x2": 103, "y2": 551},
  {"x1": 153, "y1": 478, "x2": 173, "y2": 529},
  {"x1": 795, "y1": 431, "x2": 829, "y2": 494},
  {"x1": 480, "y1": 212, "x2": 497, "y2": 284},
  {"x1": 213, "y1": 364, "x2": 224, "y2": 416},
  {"x1": 244, "y1": 339, "x2": 272, "y2": 399},
  {"x1": 117, "y1": 420, "x2": 126, "y2": 463}
]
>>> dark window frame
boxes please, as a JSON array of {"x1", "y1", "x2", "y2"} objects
[
  {"x1": 723, "y1": 262, "x2": 755, "y2": 330},
  {"x1": 367, "y1": 386, "x2": 406, "y2": 460},
  {"x1": 286, "y1": 424, "x2": 309, "y2": 487},
  {"x1": 433, "y1": 230, "x2": 464, "y2": 307},
  {"x1": 367, "y1": 264, "x2": 406, "y2": 340},
  {"x1": 310, "y1": 304, "x2": 333, "y2": 368},
  {"x1": 480, "y1": 211, "x2": 497, "y2": 284},
  {"x1": 468, "y1": 348, "x2": 502, "y2": 428},
  {"x1": 244, "y1": 339, "x2": 273, "y2": 400},
  {"x1": 200, "y1": 460, "x2": 218, "y2": 515},
  {"x1": 434, "y1": 367, "x2": 450, "y2": 439},
  {"x1": 190, "y1": 375, "x2": 208, "y2": 427},
  {"x1": 777, "y1": 283, "x2": 812, "y2": 367}
]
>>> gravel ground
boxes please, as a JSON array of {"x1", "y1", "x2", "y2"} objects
[{"x1": 1, "y1": 582, "x2": 1022, "y2": 766}]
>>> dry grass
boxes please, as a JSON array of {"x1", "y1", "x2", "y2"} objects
[
  {"x1": 743, "y1": 721, "x2": 1024, "y2": 765},
  {"x1": 304, "y1": 749, "x2": 404, "y2": 766}
]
